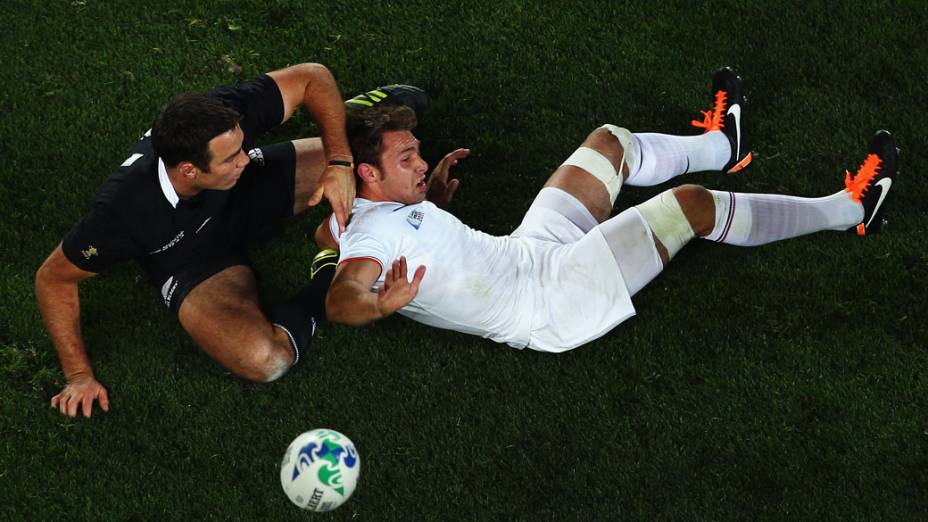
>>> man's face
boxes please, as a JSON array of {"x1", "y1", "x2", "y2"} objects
[
  {"x1": 196, "y1": 124, "x2": 249, "y2": 190},
  {"x1": 373, "y1": 130, "x2": 429, "y2": 204}
]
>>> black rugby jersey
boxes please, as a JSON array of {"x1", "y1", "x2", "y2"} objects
[{"x1": 62, "y1": 75, "x2": 284, "y2": 283}]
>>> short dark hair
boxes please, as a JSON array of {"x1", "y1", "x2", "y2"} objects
[
  {"x1": 346, "y1": 105, "x2": 418, "y2": 171},
  {"x1": 151, "y1": 93, "x2": 240, "y2": 171}
]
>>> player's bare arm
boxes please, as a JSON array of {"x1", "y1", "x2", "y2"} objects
[
  {"x1": 314, "y1": 216, "x2": 339, "y2": 251},
  {"x1": 267, "y1": 63, "x2": 354, "y2": 231},
  {"x1": 326, "y1": 257, "x2": 425, "y2": 326},
  {"x1": 35, "y1": 243, "x2": 110, "y2": 418}
]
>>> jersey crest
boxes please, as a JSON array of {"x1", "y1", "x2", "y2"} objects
[{"x1": 406, "y1": 209, "x2": 424, "y2": 230}]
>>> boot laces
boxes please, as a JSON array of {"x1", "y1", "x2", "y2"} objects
[
  {"x1": 844, "y1": 154, "x2": 882, "y2": 203},
  {"x1": 691, "y1": 90, "x2": 728, "y2": 132}
]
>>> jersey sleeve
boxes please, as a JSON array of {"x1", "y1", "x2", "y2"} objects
[
  {"x1": 338, "y1": 231, "x2": 388, "y2": 275},
  {"x1": 327, "y1": 213, "x2": 340, "y2": 245},
  {"x1": 207, "y1": 74, "x2": 284, "y2": 146},
  {"x1": 62, "y1": 204, "x2": 139, "y2": 273}
]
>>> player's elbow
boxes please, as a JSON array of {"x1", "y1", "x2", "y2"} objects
[
  {"x1": 324, "y1": 288, "x2": 361, "y2": 326},
  {"x1": 324, "y1": 291, "x2": 345, "y2": 324},
  {"x1": 35, "y1": 260, "x2": 50, "y2": 287},
  {"x1": 35, "y1": 255, "x2": 61, "y2": 294}
]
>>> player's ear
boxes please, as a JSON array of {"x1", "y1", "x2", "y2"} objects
[
  {"x1": 178, "y1": 161, "x2": 199, "y2": 179},
  {"x1": 357, "y1": 162, "x2": 380, "y2": 184}
]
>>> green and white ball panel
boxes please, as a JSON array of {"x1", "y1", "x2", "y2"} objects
[{"x1": 280, "y1": 429, "x2": 360, "y2": 512}]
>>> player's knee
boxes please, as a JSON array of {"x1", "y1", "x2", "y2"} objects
[
  {"x1": 672, "y1": 184, "x2": 714, "y2": 236},
  {"x1": 583, "y1": 126, "x2": 630, "y2": 171},
  {"x1": 635, "y1": 188, "x2": 697, "y2": 260},
  {"x1": 237, "y1": 339, "x2": 292, "y2": 383}
]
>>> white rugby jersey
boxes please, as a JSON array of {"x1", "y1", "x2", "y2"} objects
[{"x1": 333, "y1": 198, "x2": 538, "y2": 348}]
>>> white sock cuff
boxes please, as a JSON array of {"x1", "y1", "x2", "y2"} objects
[{"x1": 705, "y1": 190, "x2": 738, "y2": 242}]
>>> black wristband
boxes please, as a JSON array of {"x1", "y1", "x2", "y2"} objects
[{"x1": 328, "y1": 159, "x2": 354, "y2": 168}]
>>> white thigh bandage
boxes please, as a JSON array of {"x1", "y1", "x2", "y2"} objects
[
  {"x1": 560, "y1": 147, "x2": 621, "y2": 203},
  {"x1": 634, "y1": 189, "x2": 694, "y2": 259}
]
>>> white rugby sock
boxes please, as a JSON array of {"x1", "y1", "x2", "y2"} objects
[
  {"x1": 625, "y1": 131, "x2": 730, "y2": 187},
  {"x1": 704, "y1": 190, "x2": 864, "y2": 246}
]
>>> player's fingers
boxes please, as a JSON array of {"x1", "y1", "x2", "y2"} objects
[
  {"x1": 448, "y1": 148, "x2": 470, "y2": 164},
  {"x1": 81, "y1": 395, "x2": 94, "y2": 418},
  {"x1": 99, "y1": 389, "x2": 110, "y2": 412},
  {"x1": 56, "y1": 393, "x2": 69, "y2": 415},
  {"x1": 398, "y1": 257, "x2": 408, "y2": 279},
  {"x1": 343, "y1": 182, "x2": 356, "y2": 208},
  {"x1": 411, "y1": 266, "x2": 427, "y2": 289},
  {"x1": 332, "y1": 206, "x2": 348, "y2": 234},
  {"x1": 66, "y1": 395, "x2": 80, "y2": 417},
  {"x1": 307, "y1": 185, "x2": 324, "y2": 208},
  {"x1": 447, "y1": 179, "x2": 460, "y2": 198},
  {"x1": 51, "y1": 393, "x2": 61, "y2": 409}
]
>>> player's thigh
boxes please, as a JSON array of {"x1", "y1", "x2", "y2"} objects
[
  {"x1": 541, "y1": 128, "x2": 628, "y2": 222},
  {"x1": 511, "y1": 187, "x2": 598, "y2": 244},
  {"x1": 542, "y1": 165, "x2": 612, "y2": 223},
  {"x1": 528, "y1": 229, "x2": 638, "y2": 352},
  {"x1": 596, "y1": 207, "x2": 665, "y2": 297},
  {"x1": 177, "y1": 265, "x2": 285, "y2": 377},
  {"x1": 291, "y1": 137, "x2": 327, "y2": 215}
]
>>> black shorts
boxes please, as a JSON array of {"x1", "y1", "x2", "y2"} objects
[{"x1": 158, "y1": 141, "x2": 296, "y2": 314}]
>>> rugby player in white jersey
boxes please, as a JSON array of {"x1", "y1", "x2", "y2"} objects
[{"x1": 322, "y1": 68, "x2": 898, "y2": 352}]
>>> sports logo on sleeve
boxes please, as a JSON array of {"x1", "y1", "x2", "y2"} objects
[
  {"x1": 81, "y1": 245, "x2": 98, "y2": 260},
  {"x1": 406, "y1": 209, "x2": 424, "y2": 230}
]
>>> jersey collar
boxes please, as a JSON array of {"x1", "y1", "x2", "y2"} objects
[{"x1": 157, "y1": 158, "x2": 180, "y2": 208}]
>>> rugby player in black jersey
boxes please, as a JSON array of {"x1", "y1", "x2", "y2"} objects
[{"x1": 36, "y1": 63, "x2": 359, "y2": 418}]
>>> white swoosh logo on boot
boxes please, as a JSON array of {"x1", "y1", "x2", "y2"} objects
[
  {"x1": 865, "y1": 177, "x2": 893, "y2": 228},
  {"x1": 727, "y1": 104, "x2": 741, "y2": 156}
]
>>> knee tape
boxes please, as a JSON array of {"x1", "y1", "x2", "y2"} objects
[
  {"x1": 560, "y1": 125, "x2": 639, "y2": 204},
  {"x1": 599, "y1": 124, "x2": 638, "y2": 179},
  {"x1": 635, "y1": 189, "x2": 694, "y2": 259},
  {"x1": 560, "y1": 146, "x2": 621, "y2": 203}
]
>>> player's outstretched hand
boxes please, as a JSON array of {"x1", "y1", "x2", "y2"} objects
[
  {"x1": 427, "y1": 148, "x2": 470, "y2": 209},
  {"x1": 308, "y1": 164, "x2": 356, "y2": 233},
  {"x1": 51, "y1": 374, "x2": 110, "y2": 418},
  {"x1": 377, "y1": 256, "x2": 426, "y2": 317}
]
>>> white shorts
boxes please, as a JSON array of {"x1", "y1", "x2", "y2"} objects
[{"x1": 510, "y1": 188, "x2": 660, "y2": 353}]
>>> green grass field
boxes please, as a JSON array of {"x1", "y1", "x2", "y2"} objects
[{"x1": 2, "y1": 1, "x2": 927, "y2": 519}]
